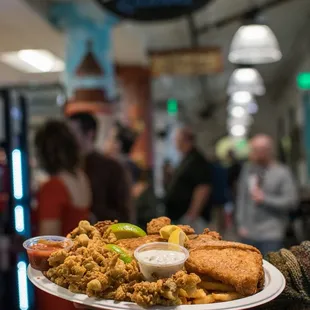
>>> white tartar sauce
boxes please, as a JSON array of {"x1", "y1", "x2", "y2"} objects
[{"x1": 138, "y1": 249, "x2": 186, "y2": 265}]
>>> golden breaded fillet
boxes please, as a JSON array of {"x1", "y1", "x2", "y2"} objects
[
  {"x1": 185, "y1": 229, "x2": 222, "y2": 250},
  {"x1": 147, "y1": 217, "x2": 171, "y2": 234},
  {"x1": 115, "y1": 235, "x2": 163, "y2": 252},
  {"x1": 185, "y1": 240, "x2": 264, "y2": 296}
]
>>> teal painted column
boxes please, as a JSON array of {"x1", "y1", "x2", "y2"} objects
[
  {"x1": 49, "y1": 2, "x2": 119, "y2": 98},
  {"x1": 303, "y1": 91, "x2": 310, "y2": 182}
]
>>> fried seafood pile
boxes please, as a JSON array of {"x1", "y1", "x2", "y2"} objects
[{"x1": 45, "y1": 217, "x2": 265, "y2": 307}]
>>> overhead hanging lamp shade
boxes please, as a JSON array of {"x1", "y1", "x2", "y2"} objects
[
  {"x1": 229, "y1": 25, "x2": 282, "y2": 64},
  {"x1": 228, "y1": 105, "x2": 247, "y2": 118},
  {"x1": 229, "y1": 91, "x2": 255, "y2": 106},
  {"x1": 227, "y1": 67, "x2": 266, "y2": 96},
  {"x1": 229, "y1": 124, "x2": 247, "y2": 137}
]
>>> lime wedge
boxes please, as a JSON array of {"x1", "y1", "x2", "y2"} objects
[
  {"x1": 104, "y1": 244, "x2": 133, "y2": 263},
  {"x1": 110, "y1": 223, "x2": 146, "y2": 239},
  {"x1": 168, "y1": 228, "x2": 189, "y2": 247},
  {"x1": 159, "y1": 225, "x2": 179, "y2": 239}
]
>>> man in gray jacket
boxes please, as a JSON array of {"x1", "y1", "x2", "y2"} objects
[{"x1": 236, "y1": 134, "x2": 297, "y2": 255}]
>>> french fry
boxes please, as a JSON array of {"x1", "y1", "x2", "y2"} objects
[
  {"x1": 212, "y1": 292, "x2": 243, "y2": 302},
  {"x1": 179, "y1": 289, "x2": 188, "y2": 298},
  {"x1": 192, "y1": 295, "x2": 215, "y2": 304},
  {"x1": 188, "y1": 289, "x2": 207, "y2": 299},
  {"x1": 200, "y1": 281, "x2": 235, "y2": 292}
]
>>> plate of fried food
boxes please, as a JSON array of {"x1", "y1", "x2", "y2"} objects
[{"x1": 25, "y1": 217, "x2": 285, "y2": 310}]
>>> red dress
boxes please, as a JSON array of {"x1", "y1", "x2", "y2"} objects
[{"x1": 35, "y1": 175, "x2": 90, "y2": 310}]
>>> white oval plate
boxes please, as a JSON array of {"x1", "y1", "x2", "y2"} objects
[{"x1": 28, "y1": 260, "x2": 285, "y2": 310}]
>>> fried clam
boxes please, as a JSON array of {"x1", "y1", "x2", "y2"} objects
[
  {"x1": 95, "y1": 220, "x2": 118, "y2": 235},
  {"x1": 146, "y1": 217, "x2": 195, "y2": 236},
  {"x1": 126, "y1": 271, "x2": 202, "y2": 307},
  {"x1": 115, "y1": 235, "x2": 163, "y2": 253},
  {"x1": 46, "y1": 221, "x2": 144, "y2": 300},
  {"x1": 67, "y1": 220, "x2": 100, "y2": 240}
]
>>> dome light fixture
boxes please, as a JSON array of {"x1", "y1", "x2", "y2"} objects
[
  {"x1": 229, "y1": 105, "x2": 247, "y2": 118},
  {"x1": 229, "y1": 91, "x2": 254, "y2": 106},
  {"x1": 229, "y1": 24, "x2": 282, "y2": 64},
  {"x1": 230, "y1": 124, "x2": 247, "y2": 137},
  {"x1": 227, "y1": 67, "x2": 265, "y2": 96}
]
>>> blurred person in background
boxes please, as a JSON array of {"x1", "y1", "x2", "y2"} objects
[
  {"x1": 236, "y1": 134, "x2": 298, "y2": 255},
  {"x1": 68, "y1": 113, "x2": 132, "y2": 223},
  {"x1": 206, "y1": 154, "x2": 229, "y2": 236},
  {"x1": 34, "y1": 120, "x2": 91, "y2": 310},
  {"x1": 105, "y1": 121, "x2": 142, "y2": 186},
  {"x1": 162, "y1": 159, "x2": 173, "y2": 192},
  {"x1": 35, "y1": 120, "x2": 91, "y2": 236},
  {"x1": 227, "y1": 149, "x2": 242, "y2": 202},
  {"x1": 165, "y1": 126, "x2": 212, "y2": 233}
]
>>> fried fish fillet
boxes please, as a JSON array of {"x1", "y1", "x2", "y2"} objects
[
  {"x1": 115, "y1": 235, "x2": 163, "y2": 252},
  {"x1": 185, "y1": 229, "x2": 221, "y2": 250},
  {"x1": 185, "y1": 240, "x2": 264, "y2": 296}
]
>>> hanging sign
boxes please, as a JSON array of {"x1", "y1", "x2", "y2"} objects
[
  {"x1": 150, "y1": 47, "x2": 223, "y2": 76},
  {"x1": 96, "y1": 0, "x2": 210, "y2": 21}
]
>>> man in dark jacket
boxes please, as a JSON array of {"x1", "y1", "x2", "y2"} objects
[{"x1": 68, "y1": 113, "x2": 132, "y2": 223}]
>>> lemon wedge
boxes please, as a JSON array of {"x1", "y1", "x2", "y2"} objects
[
  {"x1": 159, "y1": 225, "x2": 180, "y2": 239},
  {"x1": 104, "y1": 244, "x2": 133, "y2": 263},
  {"x1": 110, "y1": 223, "x2": 146, "y2": 239},
  {"x1": 168, "y1": 228, "x2": 189, "y2": 247}
]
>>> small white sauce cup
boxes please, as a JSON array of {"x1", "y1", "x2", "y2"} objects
[{"x1": 134, "y1": 242, "x2": 189, "y2": 281}]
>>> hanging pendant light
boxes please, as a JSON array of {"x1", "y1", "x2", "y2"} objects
[
  {"x1": 229, "y1": 124, "x2": 247, "y2": 137},
  {"x1": 229, "y1": 24, "x2": 282, "y2": 64},
  {"x1": 227, "y1": 67, "x2": 265, "y2": 96},
  {"x1": 228, "y1": 105, "x2": 247, "y2": 118},
  {"x1": 229, "y1": 91, "x2": 254, "y2": 106}
]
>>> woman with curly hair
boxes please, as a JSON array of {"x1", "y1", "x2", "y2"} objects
[
  {"x1": 34, "y1": 120, "x2": 91, "y2": 310},
  {"x1": 34, "y1": 119, "x2": 91, "y2": 236}
]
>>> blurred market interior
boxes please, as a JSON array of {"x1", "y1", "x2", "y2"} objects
[{"x1": 1, "y1": 0, "x2": 310, "y2": 309}]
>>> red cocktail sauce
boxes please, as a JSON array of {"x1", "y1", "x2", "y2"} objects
[{"x1": 27, "y1": 240, "x2": 67, "y2": 271}]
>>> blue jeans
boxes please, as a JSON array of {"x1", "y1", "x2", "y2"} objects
[{"x1": 241, "y1": 238, "x2": 283, "y2": 257}]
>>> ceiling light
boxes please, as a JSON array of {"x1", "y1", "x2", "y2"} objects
[
  {"x1": 229, "y1": 24, "x2": 282, "y2": 64},
  {"x1": 230, "y1": 124, "x2": 247, "y2": 137},
  {"x1": 227, "y1": 68, "x2": 265, "y2": 96},
  {"x1": 230, "y1": 106, "x2": 246, "y2": 118},
  {"x1": 230, "y1": 91, "x2": 253, "y2": 105},
  {"x1": 0, "y1": 50, "x2": 64, "y2": 73}
]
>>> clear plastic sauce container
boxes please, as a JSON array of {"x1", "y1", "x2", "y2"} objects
[
  {"x1": 23, "y1": 236, "x2": 73, "y2": 271},
  {"x1": 134, "y1": 242, "x2": 189, "y2": 281}
]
